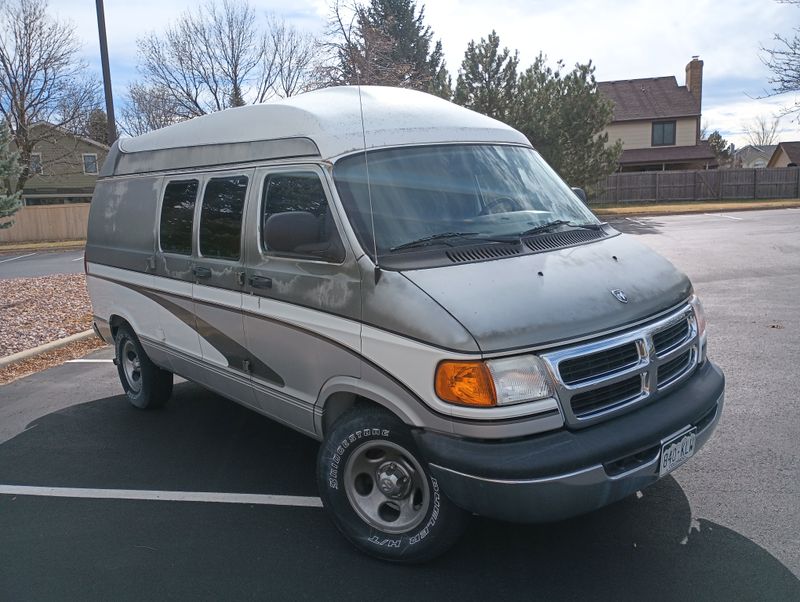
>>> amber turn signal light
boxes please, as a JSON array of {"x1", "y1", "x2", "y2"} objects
[{"x1": 435, "y1": 361, "x2": 497, "y2": 407}]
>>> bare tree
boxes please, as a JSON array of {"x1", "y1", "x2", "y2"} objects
[
  {"x1": 270, "y1": 16, "x2": 316, "y2": 97},
  {"x1": 318, "y1": 0, "x2": 449, "y2": 95},
  {"x1": 0, "y1": 0, "x2": 100, "y2": 191},
  {"x1": 119, "y1": 83, "x2": 183, "y2": 137},
  {"x1": 742, "y1": 114, "x2": 781, "y2": 147},
  {"x1": 761, "y1": 0, "x2": 800, "y2": 118},
  {"x1": 128, "y1": 0, "x2": 320, "y2": 134}
]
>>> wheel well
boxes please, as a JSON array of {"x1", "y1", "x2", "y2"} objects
[
  {"x1": 321, "y1": 393, "x2": 389, "y2": 435},
  {"x1": 109, "y1": 315, "x2": 130, "y2": 338}
]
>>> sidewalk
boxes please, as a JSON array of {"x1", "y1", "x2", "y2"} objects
[
  {"x1": 592, "y1": 199, "x2": 800, "y2": 217},
  {"x1": 0, "y1": 239, "x2": 85, "y2": 254}
]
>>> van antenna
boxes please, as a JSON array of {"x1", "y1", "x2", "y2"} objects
[{"x1": 355, "y1": 79, "x2": 381, "y2": 284}]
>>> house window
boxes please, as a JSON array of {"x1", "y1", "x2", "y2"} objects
[
  {"x1": 652, "y1": 121, "x2": 676, "y2": 146},
  {"x1": 83, "y1": 153, "x2": 98, "y2": 174},
  {"x1": 30, "y1": 153, "x2": 43, "y2": 175}
]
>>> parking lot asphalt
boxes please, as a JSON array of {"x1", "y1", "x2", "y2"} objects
[
  {"x1": 1, "y1": 209, "x2": 799, "y2": 600},
  {"x1": 0, "y1": 248, "x2": 85, "y2": 279}
]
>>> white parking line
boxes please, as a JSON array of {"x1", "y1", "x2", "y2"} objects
[
  {"x1": 71, "y1": 254, "x2": 85, "y2": 262},
  {"x1": 0, "y1": 252, "x2": 36, "y2": 264},
  {"x1": 65, "y1": 359, "x2": 114, "y2": 363},
  {"x1": 625, "y1": 217, "x2": 648, "y2": 226},
  {"x1": 704, "y1": 213, "x2": 743, "y2": 221},
  {"x1": 0, "y1": 485, "x2": 324, "y2": 508}
]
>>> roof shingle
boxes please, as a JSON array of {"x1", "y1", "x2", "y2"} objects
[
  {"x1": 597, "y1": 76, "x2": 700, "y2": 122},
  {"x1": 618, "y1": 142, "x2": 716, "y2": 165},
  {"x1": 771, "y1": 141, "x2": 800, "y2": 165}
]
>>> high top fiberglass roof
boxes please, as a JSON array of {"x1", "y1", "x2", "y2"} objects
[{"x1": 118, "y1": 86, "x2": 530, "y2": 161}]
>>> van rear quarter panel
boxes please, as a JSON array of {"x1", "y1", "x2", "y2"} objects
[
  {"x1": 86, "y1": 176, "x2": 162, "y2": 350},
  {"x1": 86, "y1": 177, "x2": 161, "y2": 272}
]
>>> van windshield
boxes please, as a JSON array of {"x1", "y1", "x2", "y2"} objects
[{"x1": 333, "y1": 144, "x2": 599, "y2": 260}]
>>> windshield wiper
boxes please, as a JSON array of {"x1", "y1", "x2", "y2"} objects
[
  {"x1": 390, "y1": 232, "x2": 481, "y2": 252},
  {"x1": 515, "y1": 220, "x2": 604, "y2": 238}
]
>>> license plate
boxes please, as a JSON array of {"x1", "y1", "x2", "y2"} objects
[{"x1": 659, "y1": 427, "x2": 697, "y2": 476}]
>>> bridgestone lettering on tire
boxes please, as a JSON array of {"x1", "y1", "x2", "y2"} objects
[{"x1": 317, "y1": 407, "x2": 467, "y2": 562}]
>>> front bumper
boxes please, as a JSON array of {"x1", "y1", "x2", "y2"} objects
[{"x1": 414, "y1": 361, "x2": 725, "y2": 523}]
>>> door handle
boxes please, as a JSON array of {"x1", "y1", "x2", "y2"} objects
[
  {"x1": 249, "y1": 275, "x2": 272, "y2": 289},
  {"x1": 193, "y1": 266, "x2": 212, "y2": 279}
]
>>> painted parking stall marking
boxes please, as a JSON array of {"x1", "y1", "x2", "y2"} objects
[
  {"x1": 703, "y1": 213, "x2": 743, "y2": 220},
  {"x1": 0, "y1": 252, "x2": 37, "y2": 264},
  {"x1": 65, "y1": 359, "x2": 114, "y2": 363},
  {"x1": 0, "y1": 484, "x2": 323, "y2": 508}
]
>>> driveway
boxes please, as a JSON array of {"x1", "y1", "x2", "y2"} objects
[{"x1": 0, "y1": 248, "x2": 85, "y2": 279}]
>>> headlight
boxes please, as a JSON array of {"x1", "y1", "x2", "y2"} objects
[
  {"x1": 435, "y1": 355, "x2": 554, "y2": 407},
  {"x1": 690, "y1": 295, "x2": 708, "y2": 363},
  {"x1": 689, "y1": 295, "x2": 706, "y2": 337}
]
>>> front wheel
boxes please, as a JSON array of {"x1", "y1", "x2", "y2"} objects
[
  {"x1": 317, "y1": 407, "x2": 467, "y2": 562},
  {"x1": 114, "y1": 324, "x2": 173, "y2": 410}
]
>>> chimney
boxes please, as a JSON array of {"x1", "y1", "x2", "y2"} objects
[{"x1": 685, "y1": 56, "x2": 703, "y2": 109}]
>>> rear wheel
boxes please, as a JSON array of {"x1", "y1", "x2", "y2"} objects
[
  {"x1": 114, "y1": 325, "x2": 173, "y2": 409},
  {"x1": 317, "y1": 407, "x2": 467, "y2": 562}
]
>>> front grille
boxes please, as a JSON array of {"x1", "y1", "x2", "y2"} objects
[
  {"x1": 570, "y1": 375, "x2": 643, "y2": 417},
  {"x1": 559, "y1": 342, "x2": 640, "y2": 385},
  {"x1": 653, "y1": 318, "x2": 690, "y2": 355},
  {"x1": 657, "y1": 349, "x2": 693, "y2": 386},
  {"x1": 541, "y1": 304, "x2": 700, "y2": 427}
]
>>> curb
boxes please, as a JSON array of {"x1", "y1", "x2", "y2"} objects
[
  {"x1": 0, "y1": 240, "x2": 86, "y2": 253},
  {"x1": 0, "y1": 330, "x2": 97, "y2": 369}
]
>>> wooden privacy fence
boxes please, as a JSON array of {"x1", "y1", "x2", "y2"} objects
[
  {"x1": 590, "y1": 167, "x2": 800, "y2": 204},
  {"x1": 0, "y1": 204, "x2": 90, "y2": 243}
]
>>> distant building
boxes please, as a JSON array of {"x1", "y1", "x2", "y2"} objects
[
  {"x1": 767, "y1": 141, "x2": 800, "y2": 168},
  {"x1": 598, "y1": 57, "x2": 717, "y2": 172},
  {"x1": 16, "y1": 123, "x2": 109, "y2": 205},
  {"x1": 734, "y1": 145, "x2": 778, "y2": 168}
]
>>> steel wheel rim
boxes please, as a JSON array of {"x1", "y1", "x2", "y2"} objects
[
  {"x1": 343, "y1": 440, "x2": 430, "y2": 534},
  {"x1": 121, "y1": 339, "x2": 142, "y2": 393}
]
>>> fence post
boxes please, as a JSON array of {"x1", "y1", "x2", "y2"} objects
[
  {"x1": 796, "y1": 167, "x2": 800, "y2": 199},
  {"x1": 753, "y1": 168, "x2": 758, "y2": 200},
  {"x1": 693, "y1": 171, "x2": 697, "y2": 201}
]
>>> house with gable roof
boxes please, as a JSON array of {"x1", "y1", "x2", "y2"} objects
[{"x1": 598, "y1": 57, "x2": 717, "y2": 172}]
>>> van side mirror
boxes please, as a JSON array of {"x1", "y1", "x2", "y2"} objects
[
  {"x1": 571, "y1": 187, "x2": 588, "y2": 204},
  {"x1": 264, "y1": 211, "x2": 344, "y2": 262}
]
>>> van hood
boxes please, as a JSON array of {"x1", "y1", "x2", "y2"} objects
[{"x1": 402, "y1": 234, "x2": 692, "y2": 353}]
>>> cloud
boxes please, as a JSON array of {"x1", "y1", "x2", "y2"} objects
[{"x1": 46, "y1": 0, "x2": 800, "y2": 143}]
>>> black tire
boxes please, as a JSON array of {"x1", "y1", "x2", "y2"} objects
[
  {"x1": 114, "y1": 324, "x2": 173, "y2": 410},
  {"x1": 317, "y1": 406, "x2": 468, "y2": 563}
]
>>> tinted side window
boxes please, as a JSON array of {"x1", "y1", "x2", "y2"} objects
[
  {"x1": 160, "y1": 179, "x2": 198, "y2": 255},
  {"x1": 262, "y1": 172, "x2": 342, "y2": 261},
  {"x1": 199, "y1": 175, "x2": 248, "y2": 261}
]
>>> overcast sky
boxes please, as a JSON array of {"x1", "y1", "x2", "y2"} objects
[{"x1": 50, "y1": 0, "x2": 800, "y2": 147}]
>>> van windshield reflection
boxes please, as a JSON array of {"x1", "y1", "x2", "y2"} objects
[{"x1": 333, "y1": 144, "x2": 599, "y2": 259}]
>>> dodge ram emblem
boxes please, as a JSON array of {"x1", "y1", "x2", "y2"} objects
[{"x1": 611, "y1": 289, "x2": 629, "y2": 303}]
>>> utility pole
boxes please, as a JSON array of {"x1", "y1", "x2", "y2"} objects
[{"x1": 95, "y1": 0, "x2": 117, "y2": 143}]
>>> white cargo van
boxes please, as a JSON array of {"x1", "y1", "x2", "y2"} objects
[{"x1": 86, "y1": 86, "x2": 724, "y2": 562}]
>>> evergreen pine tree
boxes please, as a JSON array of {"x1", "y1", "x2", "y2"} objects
[
  {"x1": 334, "y1": 0, "x2": 450, "y2": 96},
  {"x1": 0, "y1": 121, "x2": 22, "y2": 230},
  {"x1": 453, "y1": 31, "x2": 518, "y2": 121},
  {"x1": 512, "y1": 54, "x2": 622, "y2": 191}
]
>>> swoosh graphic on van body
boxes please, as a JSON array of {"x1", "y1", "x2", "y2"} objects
[{"x1": 133, "y1": 287, "x2": 286, "y2": 387}]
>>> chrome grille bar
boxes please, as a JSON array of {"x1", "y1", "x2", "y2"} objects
[{"x1": 541, "y1": 305, "x2": 699, "y2": 427}]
